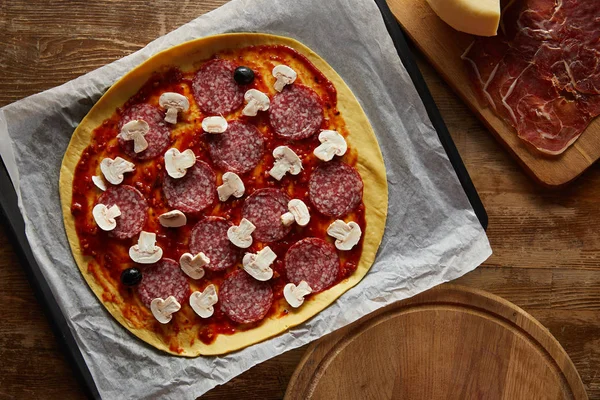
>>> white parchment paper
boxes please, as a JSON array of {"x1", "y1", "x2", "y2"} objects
[{"x1": 0, "y1": 0, "x2": 492, "y2": 398}]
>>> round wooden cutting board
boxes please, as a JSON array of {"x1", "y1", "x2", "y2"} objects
[{"x1": 285, "y1": 285, "x2": 587, "y2": 400}]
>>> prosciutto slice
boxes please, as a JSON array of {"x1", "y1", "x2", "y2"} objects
[{"x1": 462, "y1": 0, "x2": 600, "y2": 154}]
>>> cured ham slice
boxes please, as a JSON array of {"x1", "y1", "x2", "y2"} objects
[
  {"x1": 462, "y1": 0, "x2": 600, "y2": 154},
  {"x1": 461, "y1": 37, "x2": 509, "y2": 108}
]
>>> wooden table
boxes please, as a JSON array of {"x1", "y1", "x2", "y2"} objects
[{"x1": 0, "y1": 1, "x2": 598, "y2": 398}]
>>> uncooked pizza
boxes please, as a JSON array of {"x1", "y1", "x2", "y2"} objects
[{"x1": 59, "y1": 33, "x2": 387, "y2": 356}]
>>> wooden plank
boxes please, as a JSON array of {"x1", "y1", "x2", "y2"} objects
[
  {"x1": 387, "y1": 0, "x2": 600, "y2": 186},
  {"x1": 0, "y1": 225, "x2": 85, "y2": 400},
  {"x1": 0, "y1": 0, "x2": 225, "y2": 106},
  {"x1": 0, "y1": 0, "x2": 599, "y2": 399}
]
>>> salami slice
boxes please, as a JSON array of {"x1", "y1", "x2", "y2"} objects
[
  {"x1": 97, "y1": 185, "x2": 148, "y2": 239},
  {"x1": 208, "y1": 120, "x2": 265, "y2": 174},
  {"x1": 219, "y1": 269, "x2": 273, "y2": 324},
  {"x1": 192, "y1": 59, "x2": 244, "y2": 115},
  {"x1": 189, "y1": 217, "x2": 240, "y2": 271},
  {"x1": 285, "y1": 238, "x2": 339, "y2": 293},
  {"x1": 242, "y1": 188, "x2": 291, "y2": 243},
  {"x1": 118, "y1": 104, "x2": 171, "y2": 160},
  {"x1": 269, "y1": 84, "x2": 324, "y2": 140},
  {"x1": 137, "y1": 258, "x2": 189, "y2": 308},
  {"x1": 309, "y1": 162, "x2": 363, "y2": 218},
  {"x1": 162, "y1": 160, "x2": 216, "y2": 214}
]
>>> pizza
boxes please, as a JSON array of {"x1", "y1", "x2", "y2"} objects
[{"x1": 59, "y1": 33, "x2": 388, "y2": 356}]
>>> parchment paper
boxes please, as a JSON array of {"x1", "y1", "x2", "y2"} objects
[{"x1": 0, "y1": 0, "x2": 492, "y2": 398}]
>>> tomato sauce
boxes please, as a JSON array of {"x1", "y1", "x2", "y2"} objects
[{"x1": 71, "y1": 45, "x2": 366, "y2": 351}]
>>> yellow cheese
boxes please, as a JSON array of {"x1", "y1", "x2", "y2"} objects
[{"x1": 426, "y1": 0, "x2": 500, "y2": 37}]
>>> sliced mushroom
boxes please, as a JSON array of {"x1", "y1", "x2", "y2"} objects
[
  {"x1": 100, "y1": 157, "x2": 135, "y2": 185},
  {"x1": 327, "y1": 220, "x2": 362, "y2": 251},
  {"x1": 283, "y1": 281, "x2": 313, "y2": 308},
  {"x1": 272, "y1": 65, "x2": 297, "y2": 92},
  {"x1": 92, "y1": 175, "x2": 107, "y2": 191},
  {"x1": 281, "y1": 199, "x2": 311, "y2": 227},
  {"x1": 189, "y1": 284, "x2": 218, "y2": 318},
  {"x1": 164, "y1": 148, "x2": 196, "y2": 179},
  {"x1": 159, "y1": 92, "x2": 190, "y2": 124},
  {"x1": 179, "y1": 252, "x2": 209, "y2": 280},
  {"x1": 92, "y1": 204, "x2": 121, "y2": 231},
  {"x1": 158, "y1": 210, "x2": 187, "y2": 228},
  {"x1": 313, "y1": 130, "x2": 348, "y2": 161},
  {"x1": 129, "y1": 231, "x2": 163, "y2": 264},
  {"x1": 150, "y1": 296, "x2": 181, "y2": 324},
  {"x1": 269, "y1": 146, "x2": 302, "y2": 180},
  {"x1": 227, "y1": 218, "x2": 256, "y2": 249},
  {"x1": 217, "y1": 172, "x2": 245, "y2": 202},
  {"x1": 119, "y1": 120, "x2": 149, "y2": 153},
  {"x1": 243, "y1": 89, "x2": 270, "y2": 116},
  {"x1": 242, "y1": 246, "x2": 276, "y2": 281},
  {"x1": 202, "y1": 116, "x2": 228, "y2": 134}
]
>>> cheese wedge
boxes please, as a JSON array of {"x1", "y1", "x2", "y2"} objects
[{"x1": 426, "y1": 0, "x2": 500, "y2": 37}]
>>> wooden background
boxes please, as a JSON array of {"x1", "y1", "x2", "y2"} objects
[{"x1": 0, "y1": 1, "x2": 599, "y2": 398}]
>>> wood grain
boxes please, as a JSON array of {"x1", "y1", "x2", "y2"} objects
[
  {"x1": 0, "y1": 0, "x2": 599, "y2": 399},
  {"x1": 285, "y1": 285, "x2": 587, "y2": 400},
  {"x1": 387, "y1": 0, "x2": 600, "y2": 186},
  {"x1": 0, "y1": 223, "x2": 85, "y2": 400}
]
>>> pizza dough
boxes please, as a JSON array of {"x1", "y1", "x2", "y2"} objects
[{"x1": 59, "y1": 33, "x2": 388, "y2": 356}]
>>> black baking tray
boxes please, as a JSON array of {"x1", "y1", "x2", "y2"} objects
[
  {"x1": 375, "y1": 0, "x2": 488, "y2": 229},
  {"x1": 0, "y1": 166, "x2": 101, "y2": 398},
  {"x1": 0, "y1": 1, "x2": 487, "y2": 398}
]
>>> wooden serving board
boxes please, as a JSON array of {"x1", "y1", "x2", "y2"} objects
[
  {"x1": 387, "y1": 0, "x2": 600, "y2": 186},
  {"x1": 285, "y1": 285, "x2": 587, "y2": 400}
]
